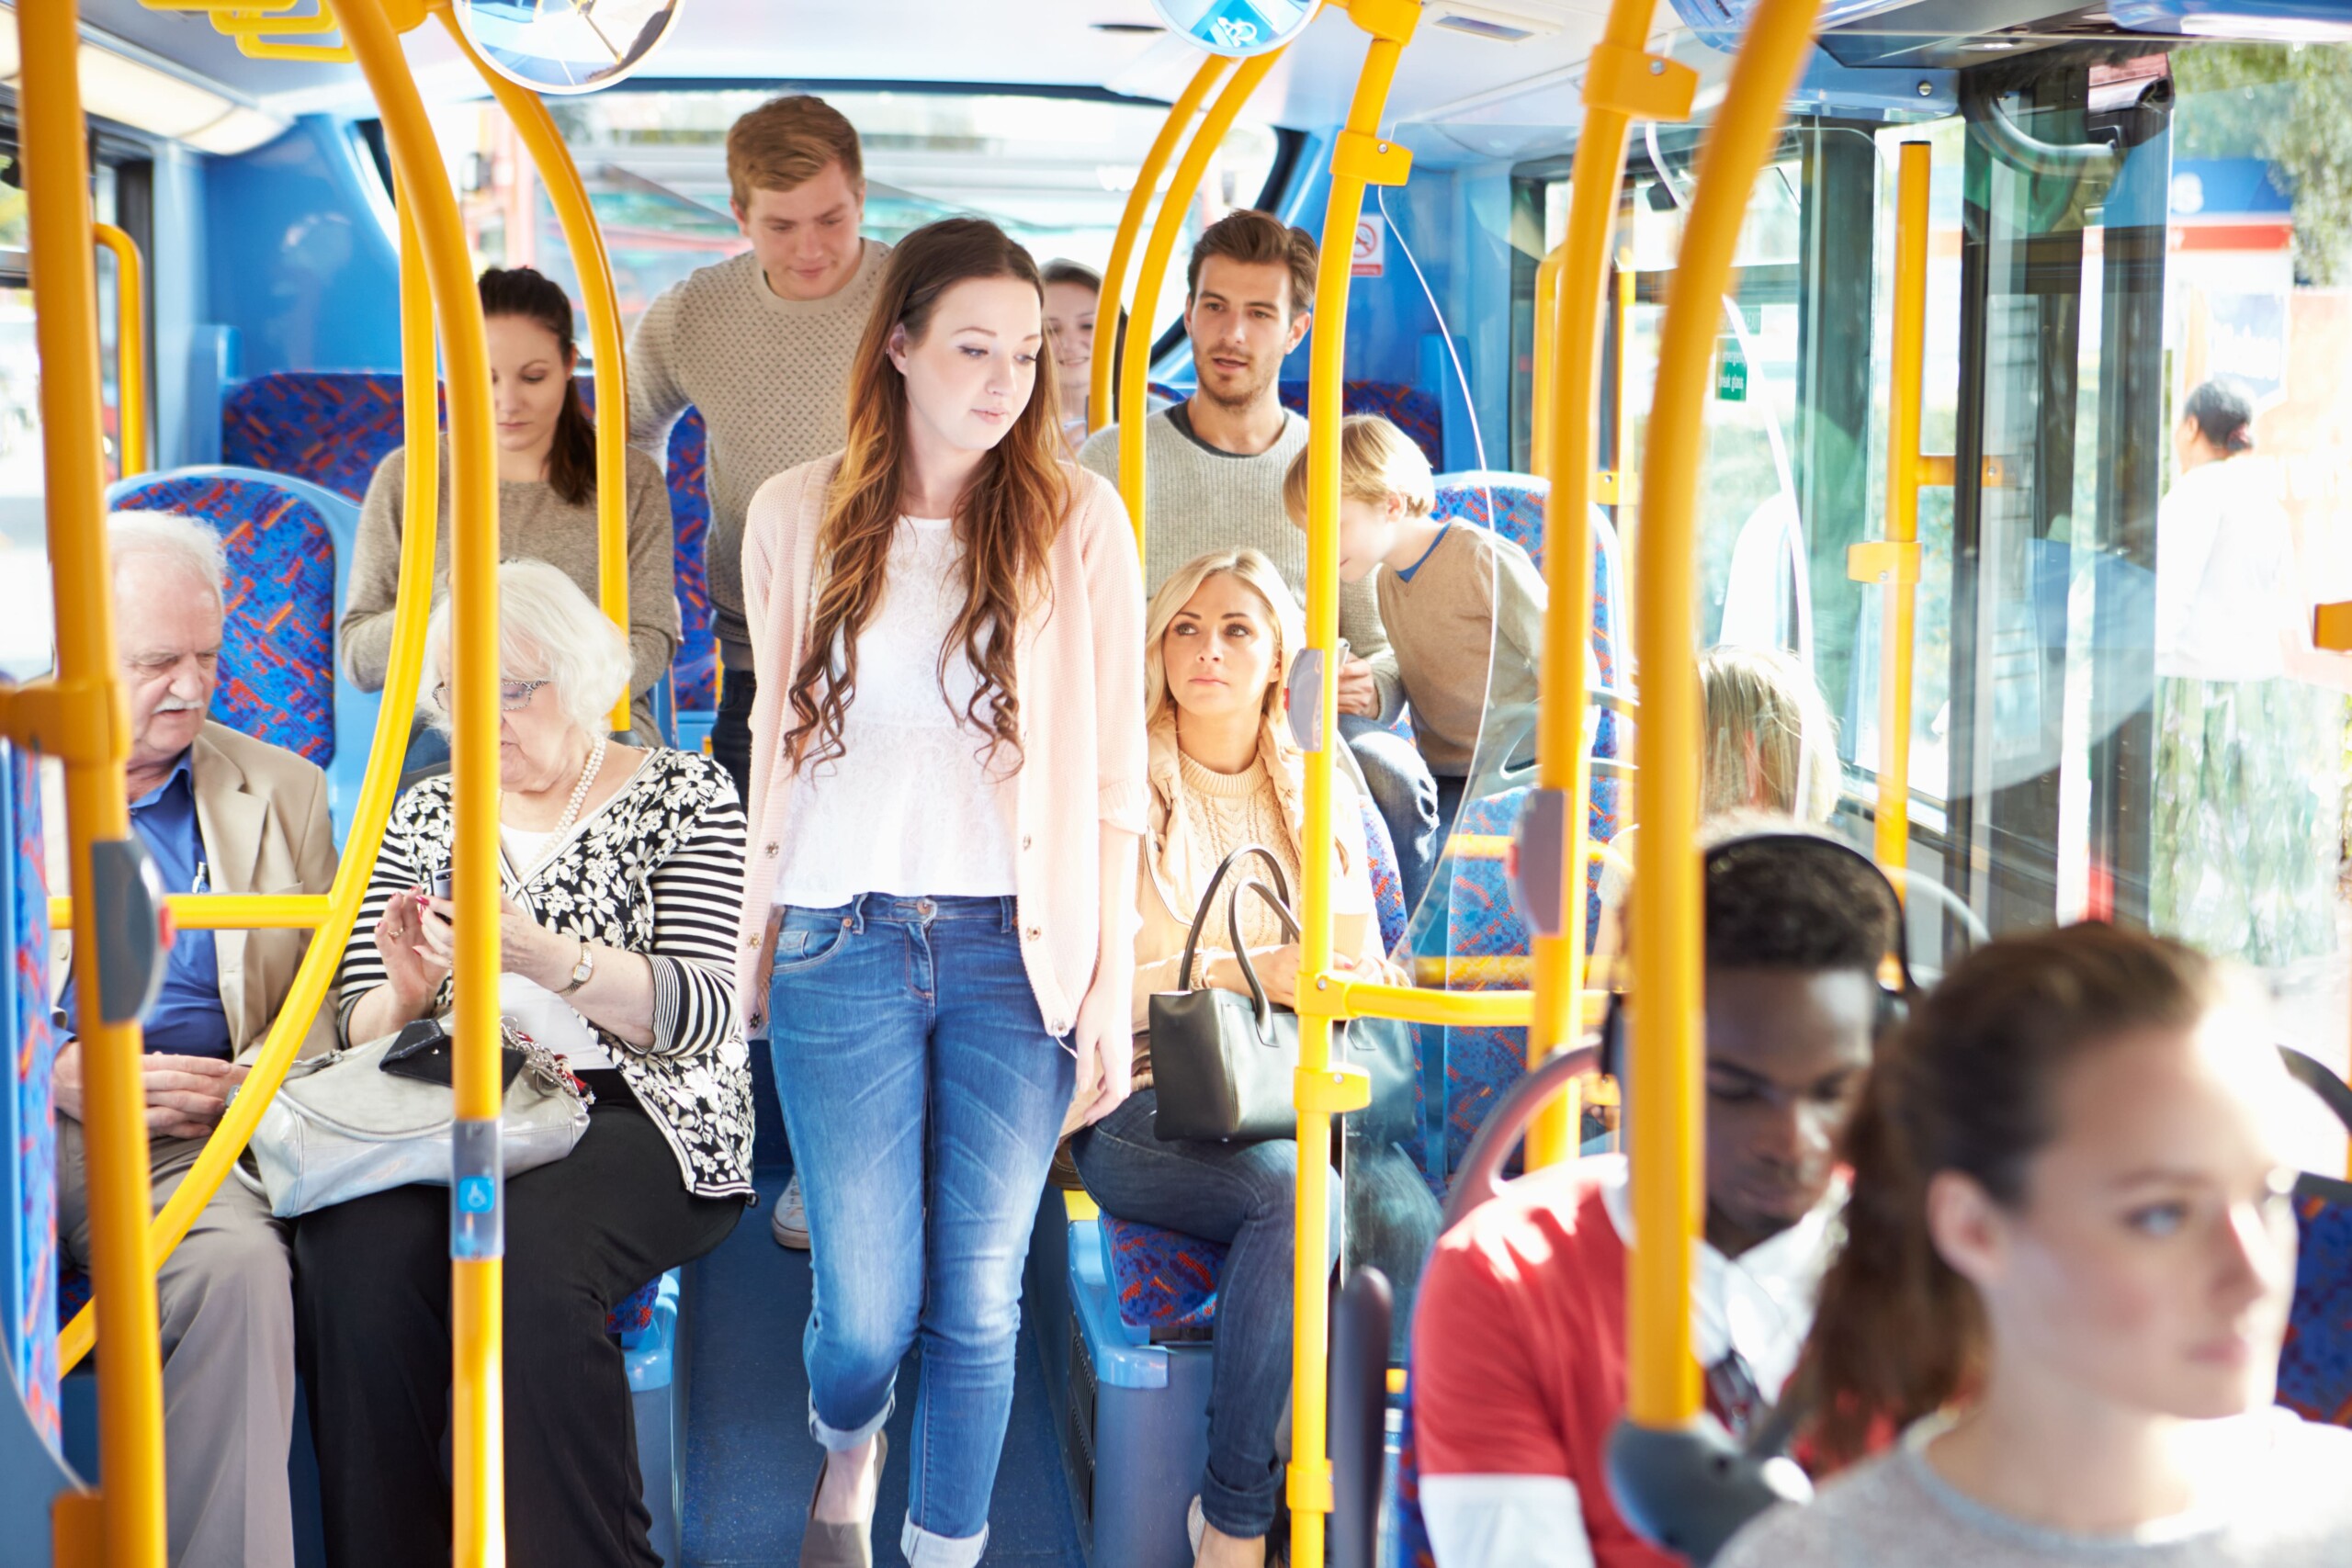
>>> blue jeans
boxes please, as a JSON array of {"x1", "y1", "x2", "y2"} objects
[
  {"x1": 1069, "y1": 1089, "x2": 1340, "y2": 1540},
  {"x1": 767, "y1": 895, "x2": 1076, "y2": 1568},
  {"x1": 1342, "y1": 715, "x2": 1440, "y2": 919}
]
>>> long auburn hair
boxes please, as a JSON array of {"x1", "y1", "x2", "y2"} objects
[
  {"x1": 1802, "y1": 924, "x2": 2229, "y2": 1468},
  {"x1": 478, "y1": 265, "x2": 596, "y2": 507},
  {"x1": 784, "y1": 219, "x2": 1070, "y2": 771}
]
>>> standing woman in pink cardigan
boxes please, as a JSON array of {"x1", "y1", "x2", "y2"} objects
[{"x1": 733, "y1": 217, "x2": 1146, "y2": 1568}]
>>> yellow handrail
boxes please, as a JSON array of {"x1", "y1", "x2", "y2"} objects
[
  {"x1": 1117, "y1": 51, "x2": 1283, "y2": 551},
  {"x1": 439, "y1": 6, "x2": 634, "y2": 735},
  {"x1": 1623, "y1": 0, "x2": 1824, "y2": 1432},
  {"x1": 1529, "y1": 240, "x2": 1565, "y2": 478},
  {"x1": 17, "y1": 0, "x2": 169, "y2": 1556},
  {"x1": 1091, "y1": 54, "x2": 1230, "y2": 436},
  {"x1": 92, "y1": 222, "x2": 147, "y2": 479},
  {"x1": 1527, "y1": 4, "x2": 1692, "y2": 1172},
  {"x1": 338, "y1": 3, "x2": 508, "y2": 1562},
  {"x1": 1851, "y1": 140, "x2": 1929, "y2": 876},
  {"x1": 1291, "y1": 5, "x2": 1417, "y2": 1564},
  {"x1": 55, "y1": 148, "x2": 443, "y2": 1381}
]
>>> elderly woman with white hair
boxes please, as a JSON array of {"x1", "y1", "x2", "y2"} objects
[{"x1": 294, "y1": 559, "x2": 752, "y2": 1568}]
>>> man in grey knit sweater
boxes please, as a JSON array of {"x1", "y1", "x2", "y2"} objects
[
  {"x1": 1080, "y1": 210, "x2": 1441, "y2": 910},
  {"x1": 627, "y1": 95, "x2": 886, "y2": 1255},
  {"x1": 627, "y1": 95, "x2": 888, "y2": 807}
]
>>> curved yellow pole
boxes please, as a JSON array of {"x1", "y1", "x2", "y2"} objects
[
  {"x1": 1529, "y1": 241, "x2": 1564, "y2": 479},
  {"x1": 1526, "y1": 4, "x2": 1692, "y2": 1174},
  {"x1": 1854, "y1": 141, "x2": 1929, "y2": 875},
  {"x1": 18, "y1": 1, "x2": 169, "y2": 1556},
  {"x1": 1118, "y1": 51, "x2": 1283, "y2": 550},
  {"x1": 1091, "y1": 53, "x2": 1230, "y2": 436},
  {"x1": 93, "y1": 222, "x2": 147, "y2": 479},
  {"x1": 339, "y1": 3, "x2": 507, "y2": 1560},
  {"x1": 56, "y1": 145, "x2": 443, "y2": 1381},
  {"x1": 439, "y1": 6, "x2": 632, "y2": 735},
  {"x1": 1623, "y1": 0, "x2": 1824, "y2": 1431},
  {"x1": 1291, "y1": 6, "x2": 1416, "y2": 1565}
]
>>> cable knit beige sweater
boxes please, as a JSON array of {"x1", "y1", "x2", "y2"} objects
[{"x1": 626, "y1": 241, "x2": 892, "y2": 668}]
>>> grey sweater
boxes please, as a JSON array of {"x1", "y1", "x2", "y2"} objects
[
  {"x1": 1717, "y1": 1412, "x2": 2352, "y2": 1568},
  {"x1": 1079, "y1": 407, "x2": 1400, "y2": 716}
]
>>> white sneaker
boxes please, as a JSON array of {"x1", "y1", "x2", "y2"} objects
[
  {"x1": 1187, "y1": 1495, "x2": 1205, "y2": 1556},
  {"x1": 771, "y1": 1173, "x2": 810, "y2": 1249}
]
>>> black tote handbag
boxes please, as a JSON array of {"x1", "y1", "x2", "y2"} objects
[{"x1": 1149, "y1": 845, "x2": 1417, "y2": 1145}]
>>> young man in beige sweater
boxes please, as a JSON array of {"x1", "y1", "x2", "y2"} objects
[
  {"x1": 1079, "y1": 210, "x2": 1441, "y2": 911},
  {"x1": 627, "y1": 94, "x2": 887, "y2": 1253},
  {"x1": 627, "y1": 94, "x2": 889, "y2": 805}
]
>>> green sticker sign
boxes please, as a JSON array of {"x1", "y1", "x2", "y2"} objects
[{"x1": 1715, "y1": 344, "x2": 1748, "y2": 402}]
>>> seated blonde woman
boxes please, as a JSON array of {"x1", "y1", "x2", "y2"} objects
[
  {"x1": 1594, "y1": 643, "x2": 1841, "y2": 962},
  {"x1": 1068, "y1": 546, "x2": 1434, "y2": 1568}
]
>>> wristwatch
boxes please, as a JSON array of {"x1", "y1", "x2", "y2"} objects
[{"x1": 559, "y1": 940, "x2": 595, "y2": 997}]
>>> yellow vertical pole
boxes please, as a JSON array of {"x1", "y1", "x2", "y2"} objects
[
  {"x1": 1624, "y1": 0, "x2": 1824, "y2": 1431},
  {"x1": 439, "y1": 8, "x2": 633, "y2": 734},
  {"x1": 337, "y1": 1, "x2": 505, "y2": 1561},
  {"x1": 1092, "y1": 54, "x2": 1231, "y2": 435},
  {"x1": 1530, "y1": 242, "x2": 1565, "y2": 478},
  {"x1": 1525, "y1": 2, "x2": 1692, "y2": 1174},
  {"x1": 1853, "y1": 141, "x2": 1929, "y2": 875},
  {"x1": 1117, "y1": 51, "x2": 1283, "y2": 551},
  {"x1": 1293, "y1": 6, "x2": 1415, "y2": 1565},
  {"x1": 19, "y1": 1, "x2": 168, "y2": 1559},
  {"x1": 92, "y1": 223, "x2": 147, "y2": 479}
]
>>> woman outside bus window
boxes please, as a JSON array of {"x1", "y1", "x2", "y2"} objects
[
  {"x1": 300, "y1": 560, "x2": 752, "y2": 1568},
  {"x1": 2150, "y1": 378, "x2": 2341, "y2": 967},
  {"x1": 1718, "y1": 923, "x2": 2352, "y2": 1566},
  {"x1": 340, "y1": 265, "x2": 681, "y2": 749},
  {"x1": 1067, "y1": 546, "x2": 1433, "y2": 1568},
  {"x1": 733, "y1": 218, "x2": 1145, "y2": 1568}
]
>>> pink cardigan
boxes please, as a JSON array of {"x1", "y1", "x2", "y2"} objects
[{"x1": 731, "y1": 453, "x2": 1148, "y2": 1036}]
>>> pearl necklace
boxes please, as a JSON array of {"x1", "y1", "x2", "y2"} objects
[{"x1": 548, "y1": 735, "x2": 607, "y2": 840}]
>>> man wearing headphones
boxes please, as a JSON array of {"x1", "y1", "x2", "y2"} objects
[{"x1": 1409, "y1": 822, "x2": 1904, "y2": 1568}]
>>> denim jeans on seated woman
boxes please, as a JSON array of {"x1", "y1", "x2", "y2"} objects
[
  {"x1": 1069, "y1": 1089, "x2": 1346, "y2": 1542},
  {"x1": 766, "y1": 894, "x2": 1074, "y2": 1568}
]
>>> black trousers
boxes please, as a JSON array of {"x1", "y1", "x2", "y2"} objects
[
  {"x1": 293, "y1": 1083, "x2": 741, "y2": 1568},
  {"x1": 710, "y1": 668, "x2": 756, "y2": 806}
]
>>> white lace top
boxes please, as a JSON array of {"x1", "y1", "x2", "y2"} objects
[{"x1": 772, "y1": 515, "x2": 1020, "y2": 908}]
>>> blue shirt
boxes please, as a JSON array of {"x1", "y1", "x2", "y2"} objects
[{"x1": 58, "y1": 750, "x2": 232, "y2": 1058}]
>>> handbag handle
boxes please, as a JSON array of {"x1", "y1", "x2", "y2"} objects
[
  {"x1": 1176, "y1": 843, "x2": 1293, "y2": 994},
  {"x1": 1226, "y1": 875, "x2": 1303, "y2": 1042}
]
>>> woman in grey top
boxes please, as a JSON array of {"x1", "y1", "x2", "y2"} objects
[{"x1": 1720, "y1": 924, "x2": 2352, "y2": 1567}]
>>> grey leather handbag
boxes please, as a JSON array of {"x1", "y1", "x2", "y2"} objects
[{"x1": 241, "y1": 1017, "x2": 592, "y2": 1218}]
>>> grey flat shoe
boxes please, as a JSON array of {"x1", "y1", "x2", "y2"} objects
[{"x1": 800, "y1": 1431, "x2": 886, "y2": 1568}]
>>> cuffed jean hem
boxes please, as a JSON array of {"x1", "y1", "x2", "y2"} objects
[
  {"x1": 901, "y1": 1514, "x2": 989, "y2": 1568},
  {"x1": 1200, "y1": 1470, "x2": 1282, "y2": 1542},
  {"x1": 810, "y1": 1387, "x2": 896, "y2": 1452}
]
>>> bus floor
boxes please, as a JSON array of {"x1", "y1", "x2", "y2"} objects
[{"x1": 682, "y1": 1062, "x2": 1088, "y2": 1566}]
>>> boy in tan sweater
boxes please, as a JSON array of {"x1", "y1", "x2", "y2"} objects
[{"x1": 1285, "y1": 413, "x2": 1567, "y2": 832}]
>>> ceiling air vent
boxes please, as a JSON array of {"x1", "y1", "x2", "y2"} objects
[{"x1": 1425, "y1": 0, "x2": 1577, "y2": 42}]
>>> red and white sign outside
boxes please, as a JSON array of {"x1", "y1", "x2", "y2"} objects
[{"x1": 1352, "y1": 215, "x2": 1386, "y2": 277}]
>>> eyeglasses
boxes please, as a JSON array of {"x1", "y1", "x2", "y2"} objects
[{"x1": 432, "y1": 678, "x2": 550, "y2": 713}]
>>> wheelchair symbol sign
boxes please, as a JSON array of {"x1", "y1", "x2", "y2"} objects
[
  {"x1": 1151, "y1": 0, "x2": 1315, "y2": 58},
  {"x1": 458, "y1": 1176, "x2": 497, "y2": 1214}
]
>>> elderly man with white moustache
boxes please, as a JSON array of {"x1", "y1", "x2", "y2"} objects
[{"x1": 48, "y1": 510, "x2": 338, "y2": 1568}]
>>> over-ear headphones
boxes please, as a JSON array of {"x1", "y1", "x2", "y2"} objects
[{"x1": 1597, "y1": 828, "x2": 1913, "y2": 1087}]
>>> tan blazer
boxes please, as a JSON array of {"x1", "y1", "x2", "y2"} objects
[{"x1": 47, "y1": 720, "x2": 340, "y2": 1061}]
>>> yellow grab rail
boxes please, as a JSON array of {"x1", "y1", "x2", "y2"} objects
[
  {"x1": 440, "y1": 6, "x2": 633, "y2": 734},
  {"x1": 92, "y1": 222, "x2": 147, "y2": 479},
  {"x1": 1623, "y1": 0, "x2": 1824, "y2": 1431},
  {"x1": 1091, "y1": 54, "x2": 1230, "y2": 436},
  {"x1": 17, "y1": 0, "x2": 169, "y2": 1556},
  {"x1": 1530, "y1": 241, "x2": 1565, "y2": 478},
  {"x1": 55, "y1": 150, "x2": 443, "y2": 1381},
  {"x1": 1117, "y1": 50, "x2": 1283, "y2": 550},
  {"x1": 1291, "y1": 5, "x2": 1417, "y2": 1565},
  {"x1": 1850, "y1": 140, "x2": 1929, "y2": 876},
  {"x1": 1527, "y1": 3, "x2": 1693, "y2": 1171},
  {"x1": 339, "y1": 0, "x2": 509, "y2": 1557}
]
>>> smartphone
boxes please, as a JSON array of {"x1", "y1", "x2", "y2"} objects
[{"x1": 430, "y1": 870, "x2": 452, "y2": 900}]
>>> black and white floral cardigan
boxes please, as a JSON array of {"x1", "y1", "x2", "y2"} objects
[{"x1": 336, "y1": 750, "x2": 756, "y2": 1200}]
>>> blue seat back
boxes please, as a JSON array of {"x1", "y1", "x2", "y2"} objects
[
  {"x1": 3, "y1": 739, "x2": 59, "y2": 1446},
  {"x1": 1278, "y1": 381, "x2": 1443, "y2": 468}
]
